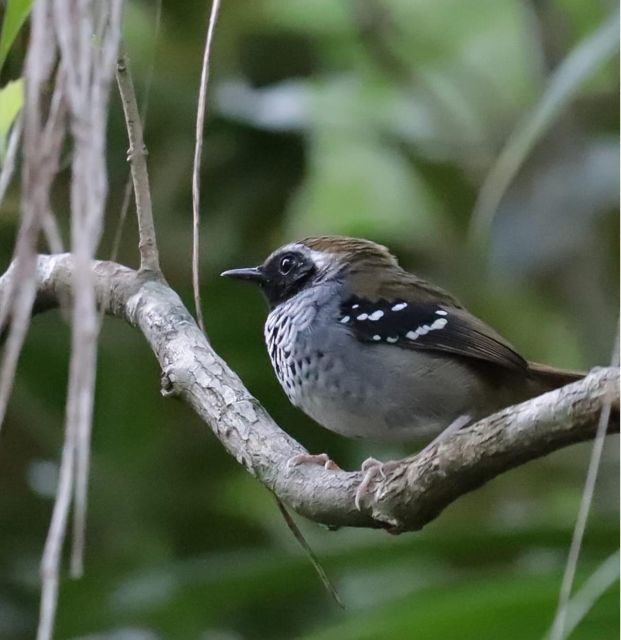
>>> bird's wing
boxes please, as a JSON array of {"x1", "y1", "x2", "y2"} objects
[{"x1": 339, "y1": 293, "x2": 528, "y2": 372}]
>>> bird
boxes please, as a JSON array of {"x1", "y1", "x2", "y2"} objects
[{"x1": 222, "y1": 236, "x2": 583, "y2": 505}]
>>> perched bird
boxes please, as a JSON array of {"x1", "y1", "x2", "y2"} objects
[{"x1": 222, "y1": 236, "x2": 582, "y2": 502}]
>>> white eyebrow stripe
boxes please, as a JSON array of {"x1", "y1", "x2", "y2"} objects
[{"x1": 435, "y1": 309, "x2": 448, "y2": 316}]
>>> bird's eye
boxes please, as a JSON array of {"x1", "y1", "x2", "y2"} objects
[{"x1": 279, "y1": 255, "x2": 296, "y2": 275}]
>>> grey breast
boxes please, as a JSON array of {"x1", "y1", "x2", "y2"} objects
[
  {"x1": 264, "y1": 284, "x2": 336, "y2": 406},
  {"x1": 263, "y1": 283, "x2": 487, "y2": 440}
]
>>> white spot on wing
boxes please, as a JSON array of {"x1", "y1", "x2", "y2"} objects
[
  {"x1": 435, "y1": 309, "x2": 448, "y2": 316},
  {"x1": 352, "y1": 304, "x2": 359, "y2": 309},
  {"x1": 357, "y1": 313, "x2": 368, "y2": 321},
  {"x1": 368, "y1": 310, "x2": 384, "y2": 321},
  {"x1": 372, "y1": 335, "x2": 381, "y2": 341},
  {"x1": 386, "y1": 336, "x2": 398, "y2": 343},
  {"x1": 340, "y1": 315, "x2": 350, "y2": 324},
  {"x1": 405, "y1": 317, "x2": 447, "y2": 341},
  {"x1": 392, "y1": 302, "x2": 407, "y2": 311}
]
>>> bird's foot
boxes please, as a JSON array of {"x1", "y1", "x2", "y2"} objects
[
  {"x1": 287, "y1": 452, "x2": 340, "y2": 472},
  {"x1": 355, "y1": 457, "x2": 398, "y2": 511}
]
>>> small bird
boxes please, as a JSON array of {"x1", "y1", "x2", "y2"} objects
[{"x1": 222, "y1": 236, "x2": 582, "y2": 501}]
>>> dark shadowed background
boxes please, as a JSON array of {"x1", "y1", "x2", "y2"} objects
[{"x1": 0, "y1": 0, "x2": 619, "y2": 638}]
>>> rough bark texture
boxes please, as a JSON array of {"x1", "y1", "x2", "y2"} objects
[{"x1": 2, "y1": 254, "x2": 618, "y2": 533}]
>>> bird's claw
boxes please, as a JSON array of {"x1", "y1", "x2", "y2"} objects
[
  {"x1": 355, "y1": 457, "x2": 397, "y2": 511},
  {"x1": 287, "y1": 452, "x2": 340, "y2": 472}
]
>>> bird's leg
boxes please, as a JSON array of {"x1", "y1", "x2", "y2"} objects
[
  {"x1": 287, "y1": 452, "x2": 341, "y2": 472},
  {"x1": 416, "y1": 414, "x2": 472, "y2": 458},
  {"x1": 355, "y1": 457, "x2": 399, "y2": 511}
]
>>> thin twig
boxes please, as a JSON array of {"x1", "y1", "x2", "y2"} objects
[
  {"x1": 0, "y1": 115, "x2": 22, "y2": 206},
  {"x1": 274, "y1": 496, "x2": 345, "y2": 609},
  {"x1": 191, "y1": 0, "x2": 222, "y2": 332},
  {"x1": 115, "y1": 52, "x2": 161, "y2": 273},
  {"x1": 42, "y1": 212, "x2": 64, "y2": 254},
  {"x1": 49, "y1": 5, "x2": 123, "y2": 631},
  {"x1": 548, "y1": 329, "x2": 619, "y2": 640},
  {"x1": 111, "y1": 0, "x2": 162, "y2": 266},
  {"x1": 38, "y1": 70, "x2": 66, "y2": 255},
  {"x1": 0, "y1": 1, "x2": 65, "y2": 434},
  {"x1": 110, "y1": 178, "x2": 133, "y2": 263},
  {"x1": 551, "y1": 551, "x2": 620, "y2": 640},
  {"x1": 37, "y1": 432, "x2": 76, "y2": 640}
]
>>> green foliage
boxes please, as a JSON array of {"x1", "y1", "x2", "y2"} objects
[
  {"x1": 306, "y1": 569, "x2": 619, "y2": 640},
  {"x1": 0, "y1": 77, "x2": 22, "y2": 161},
  {"x1": 0, "y1": 0, "x2": 32, "y2": 73}
]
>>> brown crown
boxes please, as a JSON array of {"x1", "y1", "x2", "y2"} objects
[{"x1": 300, "y1": 236, "x2": 399, "y2": 269}]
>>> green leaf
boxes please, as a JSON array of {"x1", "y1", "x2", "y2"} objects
[
  {"x1": 0, "y1": 77, "x2": 23, "y2": 161},
  {"x1": 469, "y1": 9, "x2": 619, "y2": 246},
  {"x1": 303, "y1": 568, "x2": 619, "y2": 640},
  {"x1": 0, "y1": 0, "x2": 33, "y2": 72}
]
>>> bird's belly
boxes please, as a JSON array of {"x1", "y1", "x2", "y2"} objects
[
  {"x1": 297, "y1": 392, "x2": 445, "y2": 441},
  {"x1": 278, "y1": 336, "x2": 483, "y2": 441}
]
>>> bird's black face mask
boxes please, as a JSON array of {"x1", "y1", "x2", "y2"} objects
[{"x1": 221, "y1": 249, "x2": 316, "y2": 308}]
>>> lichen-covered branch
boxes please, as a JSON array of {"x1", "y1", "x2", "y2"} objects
[{"x1": 2, "y1": 254, "x2": 618, "y2": 533}]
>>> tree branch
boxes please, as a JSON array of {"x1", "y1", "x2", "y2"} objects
[
  {"x1": 3, "y1": 254, "x2": 618, "y2": 534},
  {"x1": 115, "y1": 53, "x2": 161, "y2": 274}
]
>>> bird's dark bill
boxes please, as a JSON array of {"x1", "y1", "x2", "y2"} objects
[{"x1": 220, "y1": 267, "x2": 266, "y2": 283}]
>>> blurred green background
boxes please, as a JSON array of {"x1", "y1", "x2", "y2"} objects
[{"x1": 0, "y1": 0, "x2": 619, "y2": 638}]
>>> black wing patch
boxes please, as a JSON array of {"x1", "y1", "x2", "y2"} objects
[{"x1": 339, "y1": 296, "x2": 527, "y2": 372}]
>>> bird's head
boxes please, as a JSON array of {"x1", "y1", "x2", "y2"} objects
[{"x1": 221, "y1": 235, "x2": 400, "y2": 308}]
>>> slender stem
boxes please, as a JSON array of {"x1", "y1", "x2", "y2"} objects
[
  {"x1": 191, "y1": 0, "x2": 222, "y2": 331},
  {"x1": 274, "y1": 496, "x2": 345, "y2": 609},
  {"x1": 548, "y1": 330, "x2": 619, "y2": 640},
  {"x1": 38, "y1": 433, "x2": 76, "y2": 640},
  {"x1": 115, "y1": 52, "x2": 160, "y2": 273},
  {"x1": 0, "y1": 115, "x2": 22, "y2": 207}
]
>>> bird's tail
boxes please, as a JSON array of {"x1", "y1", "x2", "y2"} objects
[
  {"x1": 527, "y1": 361, "x2": 584, "y2": 393},
  {"x1": 527, "y1": 361, "x2": 618, "y2": 431}
]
